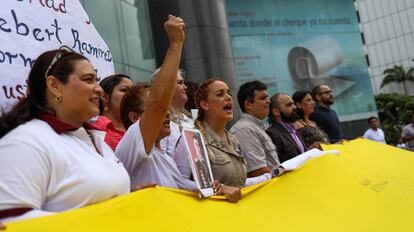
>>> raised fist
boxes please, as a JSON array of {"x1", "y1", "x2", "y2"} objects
[{"x1": 164, "y1": 14, "x2": 185, "y2": 44}]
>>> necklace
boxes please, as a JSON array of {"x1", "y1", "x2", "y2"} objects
[{"x1": 86, "y1": 131, "x2": 102, "y2": 156}]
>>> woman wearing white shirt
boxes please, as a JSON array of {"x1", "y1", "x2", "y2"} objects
[
  {"x1": 0, "y1": 46, "x2": 130, "y2": 223},
  {"x1": 157, "y1": 68, "x2": 195, "y2": 157},
  {"x1": 116, "y1": 16, "x2": 241, "y2": 202}
]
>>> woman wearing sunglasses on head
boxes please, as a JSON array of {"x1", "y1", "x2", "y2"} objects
[{"x1": 0, "y1": 45, "x2": 131, "y2": 223}]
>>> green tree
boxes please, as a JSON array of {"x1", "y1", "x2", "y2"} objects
[
  {"x1": 375, "y1": 93, "x2": 414, "y2": 144},
  {"x1": 381, "y1": 65, "x2": 414, "y2": 95}
]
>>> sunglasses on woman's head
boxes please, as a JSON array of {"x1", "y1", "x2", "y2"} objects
[{"x1": 44, "y1": 45, "x2": 75, "y2": 79}]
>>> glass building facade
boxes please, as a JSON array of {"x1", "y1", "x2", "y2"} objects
[
  {"x1": 356, "y1": 0, "x2": 414, "y2": 96},
  {"x1": 80, "y1": 0, "x2": 156, "y2": 83},
  {"x1": 79, "y1": 0, "x2": 414, "y2": 96}
]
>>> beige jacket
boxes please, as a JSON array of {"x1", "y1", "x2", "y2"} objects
[{"x1": 200, "y1": 122, "x2": 247, "y2": 187}]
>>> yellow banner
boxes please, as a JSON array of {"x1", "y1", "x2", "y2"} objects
[{"x1": 5, "y1": 139, "x2": 414, "y2": 231}]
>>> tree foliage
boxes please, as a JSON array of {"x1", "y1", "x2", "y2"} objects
[
  {"x1": 381, "y1": 65, "x2": 414, "y2": 95},
  {"x1": 375, "y1": 93, "x2": 414, "y2": 144}
]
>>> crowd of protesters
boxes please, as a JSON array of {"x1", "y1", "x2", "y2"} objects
[{"x1": 0, "y1": 15, "x2": 412, "y2": 226}]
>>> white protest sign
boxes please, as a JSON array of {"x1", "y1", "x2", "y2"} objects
[{"x1": 0, "y1": 0, "x2": 114, "y2": 111}]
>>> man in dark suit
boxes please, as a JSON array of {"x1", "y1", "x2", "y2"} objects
[{"x1": 266, "y1": 93, "x2": 306, "y2": 162}]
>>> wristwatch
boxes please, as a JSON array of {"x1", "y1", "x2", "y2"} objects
[{"x1": 271, "y1": 166, "x2": 285, "y2": 177}]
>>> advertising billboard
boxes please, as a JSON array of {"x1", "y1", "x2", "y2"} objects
[{"x1": 227, "y1": 0, "x2": 377, "y2": 121}]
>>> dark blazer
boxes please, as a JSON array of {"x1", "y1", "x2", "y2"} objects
[{"x1": 266, "y1": 121, "x2": 305, "y2": 162}]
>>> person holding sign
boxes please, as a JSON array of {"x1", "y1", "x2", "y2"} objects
[
  {"x1": 0, "y1": 47, "x2": 130, "y2": 223},
  {"x1": 116, "y1": 16, "x2": 240, "y2": 202},
  {"x1": 157, "y1": 68, "x2": 195, "y2": 157},
  {"x1": 174, "y1": 79, "x2": 281, "y2": 188},
  {"x1": 195, "y1": 79, "x2": 248, "y2": 187},
  {"x1": 115, "y1": 14, "x2": 194, "y2": 191}
]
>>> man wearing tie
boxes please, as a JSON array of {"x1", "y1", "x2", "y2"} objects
[{"x1": 266, "y1": 93, "x2": 307, "y2": 162}]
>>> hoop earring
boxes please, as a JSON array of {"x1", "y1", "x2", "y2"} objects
[{"x1": 55, "y1": 95, "x2": 62, "y2": 103}]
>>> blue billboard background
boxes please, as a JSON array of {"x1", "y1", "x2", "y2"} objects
[{"x1": 227, "y1": 0, "x2": 377, "y2": 120}]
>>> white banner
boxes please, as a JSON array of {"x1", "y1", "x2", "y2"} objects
[{"x1": 0, "y1": 0, "x2": 114, "y2": 111}]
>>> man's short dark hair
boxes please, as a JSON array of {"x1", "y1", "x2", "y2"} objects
[
  {"x1": 367, "y1": 116, "x2": 377, "y2": 123},
  {"x1": 311, "y1": 85, "x2": 324, "y2": 99},
  {"x1": 268, "y1": 93, "x2": 286, "y2": 124},
  {"x1": 237, "y1": 80, "x2": 267, "y2": 113}
]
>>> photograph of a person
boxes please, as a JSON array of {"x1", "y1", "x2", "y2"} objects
[{"x1": 182, "y1": 128, "x2": 214, "y2": 194}]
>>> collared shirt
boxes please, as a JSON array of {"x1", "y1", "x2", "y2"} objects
[
  {"x1": 402, "y1": 123, "x2": 414, "y2": 151},
  {"x1": 91, "y1": 115, "x2": 125, "y2": 151},
  {"x1": 363, "y1": 128, "x2": 386, "y2": 144},
  {"x1": 175, "y1": 121, "x2": 273, "y2": 188},
  {"x1": 116, "y1": 120, "x2": 197, "y2": 192},
  {"x1": 230, "y1": 113, "x2": 280, "y2": 173},
  {"x1": 280, "y1": 121, "x2": 306, "y2": 153},
  {"x1": 201, "y1": 122, "x2": 247, "y2": 187}
]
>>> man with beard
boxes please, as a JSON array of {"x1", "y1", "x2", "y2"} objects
[
  {"x1": 311, "y1": 85, "x2": 344, "y2": 143},
  {"x1": 266, "y1": 93, "x2": 307, "y2": 162}
]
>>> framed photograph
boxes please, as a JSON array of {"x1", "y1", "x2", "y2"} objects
[{"x1": 181, "y1": 128, "x2": 215, "y2": 197}]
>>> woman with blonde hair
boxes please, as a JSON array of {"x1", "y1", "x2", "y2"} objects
[{"x1": 174, "y1": 79, "x2": 281, "y2": 190}]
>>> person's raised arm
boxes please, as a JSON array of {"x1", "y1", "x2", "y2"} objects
[{"x1": 140, "y1": 15, "x2": 185, "y2": 153}]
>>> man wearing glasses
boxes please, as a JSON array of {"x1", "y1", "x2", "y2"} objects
[{"x1": 311, "y1": 84, "x2": 344, "y2": 143}]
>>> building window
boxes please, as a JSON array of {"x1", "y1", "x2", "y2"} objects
[{"x1": 81, "y1": 0, "x2": 155, "y2": 82}]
